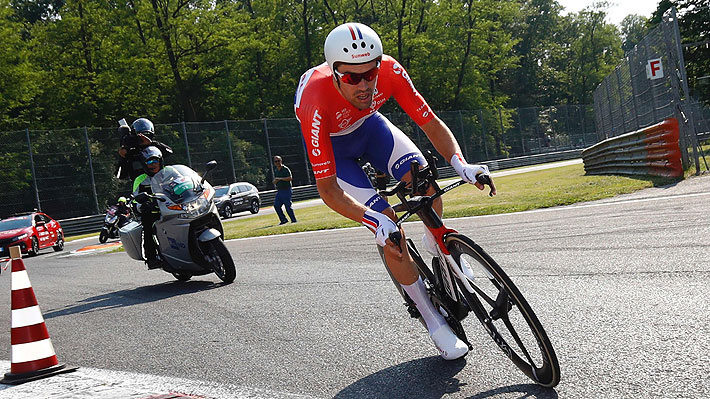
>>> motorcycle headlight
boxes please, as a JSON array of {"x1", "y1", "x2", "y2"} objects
[
  {"x1": 182, "y1": 197, "x2": 210, "y2": 216},
  {"x1": 13, "y1": 233, "x2": 29, "y2": 241}
]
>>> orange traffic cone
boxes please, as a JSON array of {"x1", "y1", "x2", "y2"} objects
[{"x1": 1, "y1": 246, "x2": 77, "y2": 384}]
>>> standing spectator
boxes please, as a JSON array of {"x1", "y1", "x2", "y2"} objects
[{"x1": 272, "y1": 156, "x2": 297, "y2": 225}]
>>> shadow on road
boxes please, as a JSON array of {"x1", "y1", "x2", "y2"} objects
[
  {"x1": 467, "y1": 384, "x2": 558, "y2": 399},
  {"x1": 43, "y1": 280, "x2": 224, "y2": 319},
  {"x1": 333, "y1": 355, "x2": 557, "y2": 399}
]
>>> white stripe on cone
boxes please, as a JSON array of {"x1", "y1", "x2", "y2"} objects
[
  {"x1": 11, "y1": 338, "x2": 56, "y2": 363},
  {"x1": 11, "y1": 306, "x2": 46, "y2": 328},
  {"x1": 11, "y1": 269, "x2": 32, "y2": 290}
]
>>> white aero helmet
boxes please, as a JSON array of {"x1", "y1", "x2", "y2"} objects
[{"x1": 324, "y1": 23, "x2": 383, "y2": 73}]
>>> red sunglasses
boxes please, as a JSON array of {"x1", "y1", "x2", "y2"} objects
[{"x1": 334, "y1": 61, "x2": 380, "y2": 85}]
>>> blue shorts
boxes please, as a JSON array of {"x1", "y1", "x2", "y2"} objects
[{"x1": 330, "y1": 112, "x2": 426, "y2": 212}]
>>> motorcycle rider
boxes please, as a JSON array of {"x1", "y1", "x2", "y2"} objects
[
  {"x1": 117, "y1": 118, "x2": 174, "y2": 181},
  {"x1": 115, "y1": 196, "x2": 131, "y2": 228},
  {"x1": 132, "y1": 146, "x2": 166, "y2": 269}
]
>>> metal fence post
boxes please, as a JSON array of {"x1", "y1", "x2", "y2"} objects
[
  {"x1": 479, "y1": 110, "x2": 489, "y2": 159},
  {"x1": 497, "y1": 108, "x2": 507, "y2": 156},
  {"x1": 671, "y1": 7, "x2": 700, "y2": 174},
  {"x1": 181, "y1": 122, "x2": 192, "y2": 168},
  {"x1": 615, "y1": 68, "x2": 629, "y2": 134},
  {"x1": 563, "y1": 105, "x2": 572, "y2": 147},
  {"x1": 628, "y1": 67, "x2": 641, "y2": 131},
  {"x1": 25, "y1": 128, "x2": 41, "y2": 211},
  {"x1": 458, "y1": 110, "x2": 470, "y2": 160},
  {"x1": 300, "y1": 133, "x2": 313, "y2": 185},
  {"x1": 263, "y1": 119, "x2": 275, "y2": 188},
  {"x1": 83, "y1": 127, "x2": 100, "y2": 214},
  {"x1": 604, "y1": 80, "x2": 615, "y2": 138},
  {"x1": 517, "y1": 109, "x2": 525, "y2": 155},
  {"x1": 224, "y1": 120, "x2": 237, "y2": 183},
  {"x1": 579, "y1": 105, "x2": 587, "y2": 146}
]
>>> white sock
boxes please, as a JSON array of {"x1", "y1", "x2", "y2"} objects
[{"x1": 401, "y1": 277, "x2": 446, "y2": 333}]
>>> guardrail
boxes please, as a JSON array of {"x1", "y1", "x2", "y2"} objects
[
  {"x1": 60, "y1": 149, "x2": 582, "y2": 237},
  {"x1": 59, "y1": 214, "x2": 105, "y2": 237},
  {"x1": 582, "y1": 118, "x2": 683, "y2": 178}
]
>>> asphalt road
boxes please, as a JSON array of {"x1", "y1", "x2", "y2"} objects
[{"x1": 0, "y1": 173, "x2": 708, "y2": 398}]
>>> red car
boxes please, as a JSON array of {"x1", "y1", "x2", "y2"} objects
[{"x1": 0, "y1": 212, "x2": 64, "y2": 258}]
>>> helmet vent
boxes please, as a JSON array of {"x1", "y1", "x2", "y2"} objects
[
  {"x1": 343, "y1": 47, "x2": 349, "y2": 53},
  {"x1": 370, "y1": 44, "x2": 374, "y2": 49},
  {"x1": 361, "y1": 42, "x2": 366, "y2": 48},
  {"x1": 351, "y1": 43, "x2": 357, "y2": 49}
]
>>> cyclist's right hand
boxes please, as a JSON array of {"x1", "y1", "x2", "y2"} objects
[{"x1": 362, "y1": 209, "x2": 399, "y2": 247}]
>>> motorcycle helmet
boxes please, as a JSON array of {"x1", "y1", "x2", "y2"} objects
[
  {"x1": 117, "y1": 196, "x2": 127, "y2": 204},
  {"x1": 132, "y1": 118, "x2": 154, "y2": 135},
  {"x1": 324, "y1": 23, "x2": 383, "y2": 74},
  {"x1": 141, "y1": 146, "x2": 164, "y2": 176}
]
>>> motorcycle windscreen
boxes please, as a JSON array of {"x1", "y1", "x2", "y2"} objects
[{"x1": 151, "y1": 165, "x2": 203, "y2": 204}]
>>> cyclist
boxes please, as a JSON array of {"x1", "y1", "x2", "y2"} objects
[{"x1": 294, "y1": 22, "x2": 495, "y2": 360}]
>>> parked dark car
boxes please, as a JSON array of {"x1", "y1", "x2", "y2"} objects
[
  {"x1": 0, "y1": 212, "x2": 64, "y2": 257},
  {"x1": 213, "y1": 183, "x2": 260, "y2": 219}
]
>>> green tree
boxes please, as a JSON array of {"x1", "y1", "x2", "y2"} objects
[
  {"x1": 506, "y1": 0, "x2": 565, "y2": 108},
  {"x1": 619, "y1": 14, "x2": 649, "y2": 53},
  {"x1": 0, "y1": 1, "x2": 41, "y2": 129},
  {"x1": 554, "y1": 2, "x2": 622, "y2": 105}
]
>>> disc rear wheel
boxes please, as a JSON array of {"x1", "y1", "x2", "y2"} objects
[{"x1": 446, "y1": 234, "x2": 560, "y2": 388}]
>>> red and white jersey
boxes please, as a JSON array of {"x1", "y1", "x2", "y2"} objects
[{"x1": 294, "y1": 55, "x2": 435, "y2": 179}]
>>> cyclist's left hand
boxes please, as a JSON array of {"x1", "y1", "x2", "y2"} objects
[{"x1": 450, "y1": 153, "x2": 494, "y2": 193}]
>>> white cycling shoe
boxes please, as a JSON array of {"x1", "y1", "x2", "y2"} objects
[
  {"x1": 429, "y1": 324, "x2": 469, "y2": 360},
  {"x1": 422, "y1": 233, "x2": 476, "y2": 281}
]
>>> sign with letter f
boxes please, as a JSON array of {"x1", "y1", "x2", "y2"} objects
[{"x1": 646, "y1": 58, "x2": 664, "y2": 80}]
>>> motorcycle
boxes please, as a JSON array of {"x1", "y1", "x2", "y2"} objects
[
  {"x1": 99, "y1": 205, "x2": 132, "y2": 243},
  {"x1": 118, "y1": 161, "x2": 237, "y2": 283}
]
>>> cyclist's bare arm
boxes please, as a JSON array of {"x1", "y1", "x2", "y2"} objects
[
  {"x1": 419, "y1": 116, "x2": 461, "y2": 163},
  {"x1": 315, "y1": 176, "x2": 405, "y2": 259},
  {"x1": 315, "y1": 176, "x2": 371, "y2": 221}
]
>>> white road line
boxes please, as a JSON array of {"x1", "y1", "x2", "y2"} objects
[{"x1": 0, "y1": 361, "x2": 319, "y2": 399}]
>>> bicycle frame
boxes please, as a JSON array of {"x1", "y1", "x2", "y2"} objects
[{"x1": 384, "y1": 163, "x2": 480, "y2": 298}]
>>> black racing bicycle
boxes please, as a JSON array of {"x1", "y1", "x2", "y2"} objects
[{"x1": 378, "y1": 156, "x2": 560, "y2": 388}]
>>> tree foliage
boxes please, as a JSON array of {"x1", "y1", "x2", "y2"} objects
[{"x1": 2, "y1": 0, "x2": 700, "y2": 132}]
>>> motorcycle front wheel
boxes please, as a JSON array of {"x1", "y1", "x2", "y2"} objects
[
  {"x1": 99, "y1": 229, "x2": 108, "y2": 243},
  {"x1": 203, "y1": 238, "x2": 236, "y2": 284}
]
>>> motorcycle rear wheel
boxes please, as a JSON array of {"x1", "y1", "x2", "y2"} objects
[{"x1": 204, "y1": 238, "x2": 236, "y2": 284}]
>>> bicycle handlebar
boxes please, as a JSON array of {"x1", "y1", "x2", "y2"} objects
[
  {"x1": 475, "y1": 173, "x2": 496, "y2": 197},
  {"x1": 382, "y1": 158, "x2": 495, "y2": 245}
]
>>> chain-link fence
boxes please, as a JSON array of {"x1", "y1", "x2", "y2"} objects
[
  {"x1": 593, "y1": 7, "x2": 708, "y2": 172},
  {"x1": 0, "y1": 104, "x2": 596, "y2": 220}
]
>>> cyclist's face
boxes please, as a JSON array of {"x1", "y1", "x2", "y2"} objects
[{"x1": 334, "y1": 61, "x2": 378, "y2": 110}]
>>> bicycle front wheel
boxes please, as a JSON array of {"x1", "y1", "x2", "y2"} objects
[{"x1": 445, "y1": 234, "x2": 561, "y2": 388}]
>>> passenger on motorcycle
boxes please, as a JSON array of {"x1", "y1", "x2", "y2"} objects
[
  {"x1": 117, "y1": 117, "x2": 174, "y2": 181},
  {"x1": 294, "y1": 22, "x2": 495, "y2": 360},
  {"x1": 133, "y1": 146, "x2": 169, "y2": 269}
]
